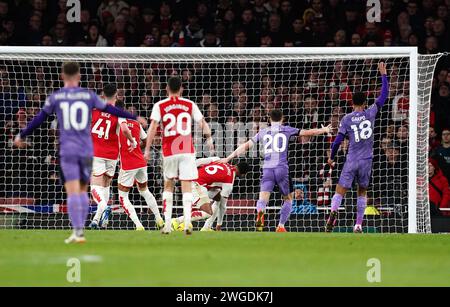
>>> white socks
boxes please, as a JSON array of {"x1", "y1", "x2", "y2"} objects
[
  {"x1": 91, "y1": 185, "x2": 108, "y2": 222},
  {"x1": 182, "y1": 193, "x2": 193, "y2": 231},
  {"x1": 176, "y1": 210, "x2": 211, "y2": 224},
  {"x1": 139, "y1": 188, "x2": 162, "y2": 222},
  {"x1": 119, "y1": 190, "x2": 143, "y2": 228},
  {"x1": 202, "y1": 202, "x2": 219, "y2": 230},
  {"x1": 162, "y1": 191, "x2": 173, "y2": 231}
]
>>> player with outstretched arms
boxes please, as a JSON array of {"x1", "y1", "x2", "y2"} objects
[
  {"x1": 325, "y1": 62, "x2": 389, "y2": 233},
  {"x1": 89, "y1": 84, "x2": 136, "y2": 229},
  {"x1": 144, "y1": 76, "x2": 214, "y2": 235},
  {"x1": 221, "y1": 109, "x2": 332, "y2": 232},
  {"x1": 117, "y1": 109, "x2": 164, "y2": 230},
  {"x1": 13, "y1": 62, "x2": 137, "y2": 243},
  {"x1": 171, "y1": 157, "x2": 250, "y2": 232}
]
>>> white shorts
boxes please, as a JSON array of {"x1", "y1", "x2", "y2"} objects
[
  {"x1": 163, "y1": 154, "x2": 198, "y2": 181},
  {"x1": 192, "y1": 182, "x2": 221, "y2": 209},
  {"x1": 92, "y1": 157, "x2": 118, "y2": 177},
  {"x1": 118, "y1": 167, "x2": 148, "y2": 188}
]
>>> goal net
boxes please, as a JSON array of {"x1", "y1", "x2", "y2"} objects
[{"x1": 0, "y1": 47, "x2": 443, "y2": 233}]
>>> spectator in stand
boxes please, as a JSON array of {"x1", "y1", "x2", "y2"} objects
[
  {"x1": 26, "y1": 13, "x2": 43, "y2": 45},
  {"x1": 51, "y1": 22, "x2": 68, "y2": 46},
  {"x1": 429, "y1": 126, "x2": 441, "y2": 152},
  {"x1": 139, "y1": 8, "x2": 156, "y2": 38},
  {"x1": 429, "y1": 158, "x2": 450, "y2": 216},
  {"x1": 232, "y1": 29, "x2": 248, "y2": 47},
  {"x1": 434, "y1": 128, "x2": 450, "y2": 181},
  {"x1": 169, "y1": 19, "x2": 185, "y2": 47},
  {"x1": 288, "y1": 18, "x2": 312, "y2": 47},
  {"x1": 199, "y1": 29, "x2": 221, "y2": 47},
  {"x1": 266, "y1": 13, "x2": 283, "y2": 46},
  {"x1": 41, "y1": 34, "x2": 53, "y2": 46},
  {"x1": 333, "y1": 29, "x2": 347, "y2": 47},
  {"x1": 373, "y1": 142, "x2": 408, "y2": 206},
  {"x1": 279, "y1": 0, "x2": 295, "y2": 33},
  {"x1": 85, "y1": 23, "x2": 108, "y2": 47},
  {"x1": 68, "y1": 8, "x2": 91, "y2": 44},
  {"x1": 238, "y1": 6, "x2": 258, "y2": 46},
  {"x1": 432, "y1": 18, "x2": 448, "y2": 52},
  {"x1": 433, "y1": 82, "x2": 450, "y2": 134},
  {"x1": 392, "y1": 81, "x2": 410, "y2": 122},
  {"x1": 185, "y1": 14, "x2": 204, "y2": 46},
  {"x1": 423, "y1": 35, "x2": 439, "y2": 54},
  {"x1": 97, "y1": 0, "x2": 129, "y2": 25}
]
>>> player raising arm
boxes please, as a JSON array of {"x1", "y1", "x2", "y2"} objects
[
  {"x1": 325, "y1": 62, "x2": 389, "y2": 233},
  {"x1": 89, "y1": 84, "x2": 136, "y2": 229},
  {"x1": 144, "y1": 76, "x2": 214, "y2": 235},
  {"x1": 221, "y1": 109, "x2": 332, "y2": 232},
  {"x1": 14, "y1": 62, "x2": 137, "y2": 244},
  {"x1": 171, "y1": 157, "x2": 250, "y2": 232}
]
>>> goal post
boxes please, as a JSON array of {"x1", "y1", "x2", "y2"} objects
[{"x1": 0, "y1": 46, "x2": 444, "y2": 233}]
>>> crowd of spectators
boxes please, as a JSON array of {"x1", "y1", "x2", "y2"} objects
[{"x1": 0, "y1": 0, "x2": 449, "y2": 218}]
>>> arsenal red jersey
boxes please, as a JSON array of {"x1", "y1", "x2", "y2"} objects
[
  {"x1": 150, "y1": 96, "x2": 203, "y2": 157},
  {"x1": 119, "y1": 119, "x2": 147, "y2": 171},
  {"x1": 91, "y1": 108, "x2": 120, "y2": 160},
  {"x1": 196, "y1": 162, "x2": 236, "y2": 189}
]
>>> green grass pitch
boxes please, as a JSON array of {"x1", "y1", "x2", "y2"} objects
[{"x1": 0, "y1": 230, "x2": 449, "y2": 286}]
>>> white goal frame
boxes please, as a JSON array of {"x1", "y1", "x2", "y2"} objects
[{"x1": 0, "y1": 46, "x2": 434, "y2": 233}]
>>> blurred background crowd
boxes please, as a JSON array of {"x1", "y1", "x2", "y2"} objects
[{"x1": 0, "y1": 0, "x2": 449, "y2": 217}]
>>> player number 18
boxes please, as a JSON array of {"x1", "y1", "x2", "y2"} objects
[{"x1": 350, "y1": 120, "x2": 373, "y2": 143}]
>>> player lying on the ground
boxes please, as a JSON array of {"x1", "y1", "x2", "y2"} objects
[
  {"x1": 221, "y1": 109, "x2": 332, "y2": 232},
  {"x1": 89, "y1": 84, "x2": 136, "y2": 229},
  {"x1": 171, "y1": 157, "x2": 250, "y2": 232},
  {"x1": 325, "y1": 62, "x2": 389, "y2": 233},
  {"x1": 144, "y1": 76, "x2": 214, "y2": 235},
  {"x1": 13, "y1": 62, "x2": 136, "y2": 244},
  {"x1": 116, "y1": 105, "x2": 164, "y2": 231}
]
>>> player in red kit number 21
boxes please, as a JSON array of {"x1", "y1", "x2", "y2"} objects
[{"x1": 144, "y1": 76, "x2": 214, "y2": 235}]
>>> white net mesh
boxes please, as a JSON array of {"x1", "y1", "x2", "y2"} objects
[{"x1": 0, "y1": 49, "x2": 443, "y2": 233}]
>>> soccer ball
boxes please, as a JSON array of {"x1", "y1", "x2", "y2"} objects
[{"x1": 177, "y1": 222, "x2": 193, "y2": 232}]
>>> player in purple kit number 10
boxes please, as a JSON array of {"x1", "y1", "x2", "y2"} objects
[
  {"x1": 326, "y1": 62, "x2": 389, "y2": 233},
  {"x1": 221, "y1": 109, "x2": 332, "y2": 232},
  {"x1": 14, "y1": 62, "x2": 137, "y2": 244}
]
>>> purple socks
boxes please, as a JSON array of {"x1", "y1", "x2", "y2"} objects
[
  {"x1": 279, "y1": 200, "x2": 292, "y2": 226},
  {"x1": 331, "y1": 194, "x2": 343, "y2": 212},
  {"x1": 67, "y1": 193, "x2": 90, "y2": 232},
  {"x1": 356, "y1": 196, "x2": 367, "y2": 225},
  {"x1": 256, "y1": 199, "x2": 267, "y2": 213}
]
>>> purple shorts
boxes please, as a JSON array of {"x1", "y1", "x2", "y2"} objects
[
  {"x1": 260, "y1": 167, "x2": 292, "y2": 196},
  {"x1": 60, "y1": 156, "x2": 93, "y2": 185},
  {"x1": 338, "y1": 159, "x2": 372, "y2": 189}
]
